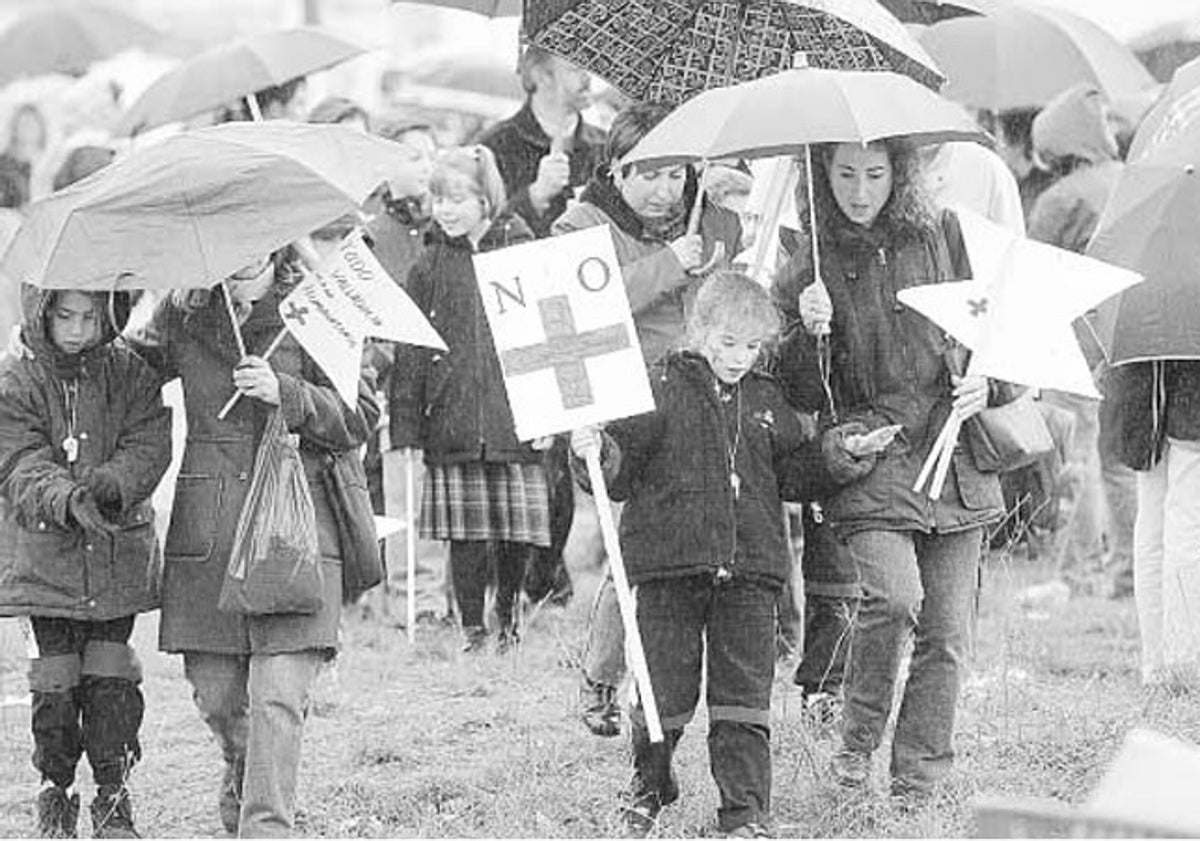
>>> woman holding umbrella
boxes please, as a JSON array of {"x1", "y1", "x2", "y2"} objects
[
  {"x1": 774, "y1": 137, "x2": 1006, "y2": 800},
  {"x1": 125, "y1": 250, "x2": 379, "y2": 837}
]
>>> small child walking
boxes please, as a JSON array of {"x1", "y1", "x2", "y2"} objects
[
  {"x1": 573, "y1": 272, "x2": 861, "y2": 837},
  {"x1": 390, "y1": 145, "x2": 551, "y2": 653},
  {"x1": 0, "y1": 285, "x2": 171, "y2": 838}
]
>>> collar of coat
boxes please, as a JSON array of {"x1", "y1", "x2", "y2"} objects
[
  {"x1": 509, "y1": 100, "x2": 604, "y2": 154},
  {"x1": 424, "y1": 211, "x2": 534, "y2": 252},
  {"x1": 579, "y1": 170, "x2": 700, "y2": 244},
  {"x1": 658, "y1": 350, "x2": 775, "y2": 394}
]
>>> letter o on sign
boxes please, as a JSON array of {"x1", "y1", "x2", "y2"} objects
[{"x1": 577, "y1": 256, "x2": 611, "y2": 292}]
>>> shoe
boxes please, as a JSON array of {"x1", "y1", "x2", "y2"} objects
[
  {"x1": 889, "y1": 781, "x2": 931, "y2": 813},
  {"x1": 830, "y1": 747, "x2": 871, "y2": 788},
  {"x1": 37, "y1": 784, "x2": 79, "y2": 838},
  {"x1": 579, "y1": 678, "x2": 621, "y2": 737},
  {"x1": 218, "y1": 756, "x2": 244, "y2": 835},
  {"x1": 619, "y1": 792, "x2": 669, "y2": 838},
  {"x1": 496, "y1": 626, "x2": 520, "y2": 654},
  {"x1": 725, "y1": 821, "x2": 773, "y2": 838},
  {"x1": 91, "y1": 785, "x2": 138, "y2": 838},
  {"x1": 461, "y1": 626, "x2": 489, "y2": 654},
  {"x1": 803, "y1": 691, "x2": 843, "y2": 733}
]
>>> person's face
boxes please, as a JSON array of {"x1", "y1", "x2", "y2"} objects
[
  {"x1": 700, "y1": 323, "x2": 766, "y2": 385},
  {"x1": 543, "y1": 57, "x2": 592, "y2": 113},
  {"x1": 226, "y1": 257, "x2": 274, "y2": 311},
  {"x1": 432, "y1": 174, "x2": 486, "y2": 240},
  {"x1": 48, "y1": 291, "x2": 102, "y2": 355},
  {"x1": 388, "y1": 130, "x2": 436, "y2": 199},
  {"x1": 828, "y1": 143, "x2": 893, "y2": 228},
  {"x1": 615, "y1": 163, "x2": 687, "y2": 220}
]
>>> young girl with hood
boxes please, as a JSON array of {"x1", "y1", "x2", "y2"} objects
[
  {"x1": 0, "y1": 285, "x2": 171, "y2": 838},
  {"x1": 390, "y1": 145, "x2": 548, "y2": 654}
]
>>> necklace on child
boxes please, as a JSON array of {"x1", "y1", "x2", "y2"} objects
[
  {"x1": 62, "y1": 379, "x2": 80, "y2": 464},
  {"x1": 717, "y1": 380, "x2": 742, "y2": 501}
]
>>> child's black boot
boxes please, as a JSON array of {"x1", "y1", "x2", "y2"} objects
[
  {"x1": 91, "y1": 784, "x2": 137, "y2": 839},
  {"x1": 37, "y1": 784, "x2": 79, "y2": 838},
  {"x1": 621, "y1": 726, "x2": 682, "y2": 837}
]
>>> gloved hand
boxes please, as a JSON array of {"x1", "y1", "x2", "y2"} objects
[
  {"x1": 822, "y1": 422, "x2": 879, "y2": 485},
  {"x1": 84, "y1": 469, "x2": 123, "y2": 517},
  {"x1": 68, "y1": 488, "x2": 118, "y2": 535}
]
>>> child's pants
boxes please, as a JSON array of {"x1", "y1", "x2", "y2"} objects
[
  {"x1": 28, "y1": 616, "x2": 143, "y2": 789},
  {"x1": 184, "y1": 649, "x2": 323, "y2": 838},
  {"x1": 630, "y1": 575, "x2": 776, "y2": 832}
]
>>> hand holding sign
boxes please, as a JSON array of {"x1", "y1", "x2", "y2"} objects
[{"x1": 473, "y1": 225, "x2": 662, "y2": 742}]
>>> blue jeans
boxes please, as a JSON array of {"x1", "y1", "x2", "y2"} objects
[{"x1": 840, "y1": 528, "x2": 981, "y2": 791}]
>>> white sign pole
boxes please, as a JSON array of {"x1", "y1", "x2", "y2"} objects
[
  {"x1": 584, "y1": 449, "x2": 663, "y2": 743},
  {"x1": 405, "y1": 449, "x2": 417, "y2": 644}
]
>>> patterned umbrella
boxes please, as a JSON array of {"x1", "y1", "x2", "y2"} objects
[
  {"x1": 875, "y1": 0, "x2": 989, "y2": 26},
  {"x1": 524, "y1": 0, "x2": 945, "y2": 106},
  {"x1": 390, "y1": 0, "x2": 521, "y2": 15}
]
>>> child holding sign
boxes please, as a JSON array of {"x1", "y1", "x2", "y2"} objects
[
  {"x1": 390, "y1": 146, "x2": 551, "y2": 654},
  {"x1": 572, "y1": 273, "x2": 870, "y2": 836}
]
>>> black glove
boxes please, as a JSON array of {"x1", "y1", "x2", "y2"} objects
[
  {"x1": 68, "y1": 488, "x2": 118, "y2": 535},
  {"x1": 85, "y1": 468, "x2": 123, "y2": 517},
  {"x1": 822, "y1": 422, "x2": 878, "y2": 486}
]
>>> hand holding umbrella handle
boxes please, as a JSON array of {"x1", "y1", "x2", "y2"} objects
[{"x1": 217, "y1": 328, "x2": 288, "y2": 420}]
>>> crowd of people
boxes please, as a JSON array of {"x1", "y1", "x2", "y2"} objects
[{"x1": 0, "y1": 25, "x2": 1193, "y2": 841}]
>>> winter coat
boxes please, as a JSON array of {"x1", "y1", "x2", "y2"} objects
[
  {"x1": 600, "y1": 352, "x2": 828, "y2": 588},
  {"x1": 552, "y1": 173, "x2": 743, "y2": 366},
  {"x1": 389, "y1": 213, "x2": 539, "y2": 465},
  {"x1": 0, "y1": 285, "x2": 170, "y2": 620},
  {"x1": 774, "y1": 211, "x2": 1006, "y2": 536},
  {"x1": 126, "y1": 279, "x2": 378, "y2": 655},
  {"x1": 479, "y1": 101, "x2": 607, "y2": 238},
  {"x1": 1103, "y1": 361, "x2": 1200, "y2": 471}
]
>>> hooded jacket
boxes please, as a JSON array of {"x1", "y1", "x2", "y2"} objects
[
  {"x1": 0, "y1": 285, "x2": 170, "y2": 620},
  {"x1": 601, "y1": 352, "x2": 829, "y2": 588},
  {"x1": 389, "y1": 212, "x2": 540, "y2": 464}
]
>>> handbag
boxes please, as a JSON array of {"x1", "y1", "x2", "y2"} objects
[
  {"x1": 219, "y1": 410, "x2": 324, "y2": 615},
  {"x1": 965, "y1": 392, "x2": 1055, "y2": 473},
  {"x1": 320, "y1": 447, "x2": 382, "y2": 603}
]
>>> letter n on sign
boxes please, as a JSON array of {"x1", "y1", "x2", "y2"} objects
[{"x1": 473, "y1": 225, "x2": 655, "y2": 441}]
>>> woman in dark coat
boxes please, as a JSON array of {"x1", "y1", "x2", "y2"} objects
[
  {"x1": 775, "y1": 138, "x2": 1007, "y2": 799},
  {"x1": 126, "y1": 251, "x2": 378, "y2": 837}
]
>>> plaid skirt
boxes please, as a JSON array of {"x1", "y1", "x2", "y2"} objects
[{"x1": 419, "y1": 461, "x2": 552, "y2": 547}]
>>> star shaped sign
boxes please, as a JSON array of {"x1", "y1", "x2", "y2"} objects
[{"x1": 897, "y1": 207, "x2": 1142, "y2": 398}]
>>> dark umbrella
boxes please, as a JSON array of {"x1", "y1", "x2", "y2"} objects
[
  {"x1": 524, "y1": 0, "x2": 944, "y2": 106},
  {"x1": 0, "y1": 2, "x2": 181, "y2": 85},
  {"x1": 875, "y1": 0, "x2": 987, "y2": 26}
]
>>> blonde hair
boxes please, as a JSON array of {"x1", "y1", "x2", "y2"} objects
[
  {"x1": 429, "y1": 145, "x2": 507, "y2": 221},
  {"x1": 685, "y1": 271, "x2": 781, "y2": 350}
]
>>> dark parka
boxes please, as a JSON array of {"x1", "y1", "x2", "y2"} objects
[
  {"x1": 774, "y1": 212, "x2": 1007, "y2": 536},
  {"x1": 126, "y1": 279, "x2": 378, "y2": 655},
  {"x1": 390, "y1": 213, "x2": 539, "y2": 465},
  {"x1": 0, "y1": 285, "x2": 170, "y2": 620},
  {"x1": 479, "y1": 101, "x2": 607, "y2": 239},
  {"x1": 601, "y1": 352, "x2": 828, "y2": 588}
]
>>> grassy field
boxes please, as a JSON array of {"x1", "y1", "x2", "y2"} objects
[{"x1": 1, "y1": 534, "x2": 1198, "y2": 839}]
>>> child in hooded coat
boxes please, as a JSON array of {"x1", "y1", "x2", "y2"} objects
[{"x1": 0, "y1": 284, "x2": 171, "y2": 838}]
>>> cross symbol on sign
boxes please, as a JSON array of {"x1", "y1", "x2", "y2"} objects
[
  {"x1": 968, "y1": 298, "x2": 989, "y2": 317},
  {"x1": 500, "y1": 295, "x2": 631, "y2": 410},
  {"x1": 282, "y1": 301, "x2": 310, "y2": 326}
]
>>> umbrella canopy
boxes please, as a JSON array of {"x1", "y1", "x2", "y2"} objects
[
  {"x1": 113, "y1": 27, "x2": 368, "y2": 136},
  {"x1": 390, "y1": 0, "x2": 521, "y2": 15},
  {"x1": 524, "y1": 0, "x2": 944, "y2": 106},
  {"x1": 919, "y1": 3, "x2": 1157, "y2": 111},
  {"x1": 0, "y1": 121, "x2": 402, "y2": 292},
  {"x1": 622, "y1": 66, "x2": 984, "y2": 167},
  {"x1": 1127, "y1": 55, "x2": 1200, "y2": 162},
  {"x1": 875, "y1": 0, "x2": 989, "y2": 26},
  {"x1": 1089, "y1": 120, "x2": 1200, "y2": 365},
  {"x1": 0, "y1": 3, "x2": 174, "y2": 85}
]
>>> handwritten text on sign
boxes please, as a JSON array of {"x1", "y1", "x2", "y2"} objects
[{"x1": 473, "y1": 225, "x2": 654, "y2": 441}]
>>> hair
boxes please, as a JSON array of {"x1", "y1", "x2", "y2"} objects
[
  {"x1": 805, "y1": 138, "x2": 934, "y2": 245},
  {"x1": 685, "y1": 271, "x2": 782, "y2": 350},
  {"x1": 307, "y1": 95, "x2": 370, "y2": 129},
  {"x1": 518, "y1": 46, "x2": 555, "y2": 95},
  {"x1": 169, "y1": 248, "x2": 302, "y2": 314},
  {"x1": 997, "y1": 108, "x2": 1040, "y2": 160},
  {"x1": 606, "y1": 102, "x2": 672, "y2": 177},
  {"x1": 216, "y1": 77, "x2": 306, "y2": 123},
  {"x1": 429, "y1": 145, "x2": 506, "y2": 220}
]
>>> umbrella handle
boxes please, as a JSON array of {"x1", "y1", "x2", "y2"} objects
[
  {"x1": 245, "y1": 93, "x2": 264, "y2": 122},
  {"x1": 220, "y1": 281, "x2": 248, "y2": 358},
  {"x1": 216, "y1": 327, "x2": 288, "y2": 420}
]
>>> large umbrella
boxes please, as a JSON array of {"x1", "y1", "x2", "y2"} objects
[
  {"x1": 918, "y1": 3, "x2": 1157, "y2": 111},
  {"x1": 524, "y1": 0, "x2": 944, "y2": 106},
  {"x1": 1127, "y1": 55, "x2": 1200, "y2": 162},
  {"x1": 0, "y1": 121, "x2": 402, "y2": 292},
  {"x1": 1088, "y1": 117, "x2": 1200, "y2": 365},
  {"x1": 113, "y1": 27, "x2": 368, "y2": 136},
  {"x1": 0, "y1": 3, "x2": 180, "y2": 85},
  {"x1": 390, "y1": 0, "x2": 521, "y2": 15},
  {"x1": 875, "y1": 0, "x2": 990, "y2": 26}
]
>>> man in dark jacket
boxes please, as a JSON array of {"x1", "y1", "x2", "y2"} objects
[{"x1": 480, "y1": 46, "x2": 607, "y2": 609}]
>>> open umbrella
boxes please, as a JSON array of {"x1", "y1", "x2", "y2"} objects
[
  {"x1": 918, "y1": 3, "x2": 1157, "y2": 111},
  {"x1": 113, "y1": 27, "x2": 368, "y2": 136},
  {"x1": 875, "y1": 0, "x2": 990, "y2": 26},
  {"x1": 0, "y1": 121, "x2": 402, "y2": 292},
  {"x1": 390, "y1": 0, "x2": 521, "y2": 15},
  {"x1": 1089, "y1": 117, "x2": 1200, "y2": 365},
  {"x1": 1127, "y1": 55, "x2": 1200, "y2": 162},
  {"x1": 524, "y1": 0, "x2": 944, "y2": 106},
  {"x1": 0, "y1": 3, "x2": 181, "y2": 85}
]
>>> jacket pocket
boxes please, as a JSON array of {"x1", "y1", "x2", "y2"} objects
[
  {"x1": 13, "y1": 527, "x2": 84, "y2": 597},
  {"x1": 165, "y1": 474, "x2": 223, "y2": 562},
  {"x1": 953, "y1": 453, "x2": 1003, "y2": 511}
]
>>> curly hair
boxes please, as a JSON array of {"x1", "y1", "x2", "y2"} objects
[{"x1": 802, "y1": 138, "x2": 935, "y2": 247}]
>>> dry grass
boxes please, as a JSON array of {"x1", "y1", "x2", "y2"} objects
[{"x1": 2, "y1": 542, "x2": 1199, "y2": 838}]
